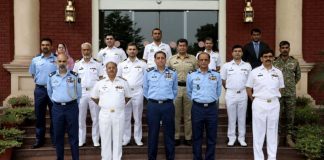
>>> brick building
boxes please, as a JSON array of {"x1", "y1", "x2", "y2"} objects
[{"x1": 1, "y1": 0, "x2": 323, "y2": 105}]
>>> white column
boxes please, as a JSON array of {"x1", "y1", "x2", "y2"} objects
[
  {"x1": 218, "y1": 0, "x2": 226, "y2": 107},
  {"x1": 13, "y1": 0, "x2": 40, "y2": 64},
  {"x1": 3, "y1": 0, "x2": 40, "y2": 105},
  {"x1": 92, "y1": 0, "x2": 99, "y2": 56},
  {"x1": 275, "y1": 0, "x2": 315, "y2": 101}
]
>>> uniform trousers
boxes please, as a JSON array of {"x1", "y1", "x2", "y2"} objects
[
  {"x1": 252, "y1": 98, "x2": 280, "y2": 160},
  {"x1": 99, "y1": 108, "x2": 124, "y2": 160},
  {"x1": 34, "y1": 85, "x2": 54, "y2": 144},
  {"x1": 279, "y1": 96, "x2": 296, "y2": 135},
  {"x1": 192, "y1": 100, "x2": 218, "y2": 160},
  {"x1": 79, "y1": 90, "x2": 100, "y2": 145},
  {"x1": 147, "y1": 100, "x2": 175, "y2": 160},
  {"x1": 52, "y1": 101, "x2": 79, "y2": 160},
  {"x1": 123, "y1": 87, "x2": 144, "y2": 143},
  {"x1": 225, "y1": 89, "x2": 247, "y2": 142},
  {"x1": 174, "y1": 86, "x2": 192, "y2": 140}
]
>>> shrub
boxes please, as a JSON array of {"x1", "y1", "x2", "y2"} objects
[{"x1": 7, "y1": 95, "x2": 33, "y2": 107}]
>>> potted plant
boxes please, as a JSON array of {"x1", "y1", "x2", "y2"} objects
[
  {"x1": 7, "y1": 95, "x2": 33, "y2": 108},
  {"x1": 0, "y1": 140, "x2": 22, "y2": 159},
  {"x1": 0, "y1": 128, "x2": 24, "y2": 140}
]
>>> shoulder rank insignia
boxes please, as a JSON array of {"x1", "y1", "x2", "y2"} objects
[
  {"x1": 146, "y1": 67, "x2": 154, "y2": 72},
  {"x1": 75, "y1": 59, "x2": 80, "y2": 63},
  {"x1": 49, "y1": 71, "x2": 56, "y2": 77},
  {"x1": 167, "y1": 67, "x2": 176, "y2": 72},
  {"x1": 93, "y1": 58, "x2": 99, "y2": 62},
  {"x1": 118, "y1": 76, "x2": 127, "y2": 81},
  {"x1": 289, "y1": 56, "x2": 295, "y2": 59},
  {"x1": 188, "y1": 69, "x2": 197, "y2": 74},
  {"x1": 211, "y1": 69, "x2": 217, "y2": 72},
  {"x1": 70, "y1": 71, "x2": 78, "y2": 76}
]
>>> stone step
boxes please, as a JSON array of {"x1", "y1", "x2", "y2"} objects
[{"x1": 13, "y1": 145, "x2": 305, "y2": 160}]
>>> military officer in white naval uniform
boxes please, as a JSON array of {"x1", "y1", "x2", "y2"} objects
[
  {"x1": 143, "y1": 28, "x2": 172, "y2": 68},
  {"x1": 117, "y1": 42, "x2": 147, "y2": 146},
  {"x1": 220, "y1": 45, "x2": 251, "y2": 147},
  {"x1": 246, "y1": 49, "x2": 284, "y2": 160},
  {"x1": 91, "y1": 61, "x2": 131, "y2": 160},
  {"x1": 73, "y1": 42, "x2": 103, "y2": 147}
]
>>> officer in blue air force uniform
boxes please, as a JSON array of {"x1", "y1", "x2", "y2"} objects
[
  {"x1": 143, "y1": 51, "x2": 178, "y2": 160},
  {"x1": 29, "y1": 38, "x2": 57, "y2": 148},
  {"x1": 187, "y1": 52, "x2": 222, "y2": 160},
  {"x1": 47, "y1": 54, "x2": 82, "y2": 160}
]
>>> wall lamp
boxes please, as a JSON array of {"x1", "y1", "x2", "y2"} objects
[{"x1": 65, "y1": 0, "x2": 76, "y2": 23}]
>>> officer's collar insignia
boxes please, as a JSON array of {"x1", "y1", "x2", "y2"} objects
[
  {"x1": 70, "y1": 71, "x2": 78, "y2": 76},
  {"x1": 49, "y1": 71, "x2": 56, "y2": 77},
  {"x1": 146, "y1": 67, "x2": 154, "y2": 72},
  {"x1": 79, "y1": 67, "x2": 84, "y2": 70},
  {"x1": 167, "y1": 67, "x2": 176, "y2": 71},
  {"x1": 116, "y1": 86, "x2": 124, "y2": 89}
]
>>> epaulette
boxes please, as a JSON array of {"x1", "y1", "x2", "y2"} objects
[
  {"x1": 188, "y1": 69, "x2": 197, "y2": 74},
  {"x1": 70, "y1": 71, "x2": 78, "y2": 76},
  {"x1": 49, "y1": 71, "x2": 56, "y2": 77},
  {"x1": 289, "y1": 56, "x2": 295, "y2": 59},
  {"x1": 167, "y1": 67, "x2": 176, "y2": 72},
  {"x1": 75, "y1": 59, "x2": 80, "y2": 63},
  {"x1": 146, "y1": 67, "x2": 154, "y2": 72},
  {"x1": 211, "y1": 69, "x2": 218, "y2": 72},
  {"x1": 118, "y1": 76, "x2": 127, "y2": 81},
  {"x1": 93, "y1": 58, "x2": 99, "y2": 62}
]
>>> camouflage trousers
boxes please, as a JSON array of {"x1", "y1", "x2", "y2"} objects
[{"x1": 279, "y1": 96, "x2": 296, "y2": 135}]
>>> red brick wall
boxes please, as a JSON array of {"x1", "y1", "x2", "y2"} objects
[
  {"x1": 226, "y1": 0, "x2": 276, "y2": 61},
  {"x1": 303, "y1": 0, "x2": 324, "y2": 104},
  {"x1": 40, "y1": 0, "x2": 92, "y2": 60},
  {"x1": 0, "y1": 0, "x2": 14, "y2": 105}
]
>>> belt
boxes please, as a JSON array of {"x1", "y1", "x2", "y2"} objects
[
  {"x1": 178, "y1": 81, "x2": 186, "y2": 87},
  {"x1": 36, "y1": 84, "x2": 47, "y2": 88},
  {"x1": 255, "y1": 97, "x2": 277, "y2": 103},
  {"x1": 193, "y1": 100, "x2": 216, "y2": 107},
  {"x1": 148, "y1": 99, "x2": 173, "y2": 104},
  {"x1": 54, "y1": 99, "x2": 77, "y2": 106},
  {"x1": 227, "y1": 89, "x2": 245, "y2": 94}
]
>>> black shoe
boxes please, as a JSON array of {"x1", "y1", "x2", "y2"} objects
[
  {"x1": 32, "y1": 141, "x2": 44, "y2": 149},
  {"x1": 184, "y1": 140, "x2": 192, "y2": 146},
  {"x1": 175, "y1": 139, "x2": 181, "y2": 146}
]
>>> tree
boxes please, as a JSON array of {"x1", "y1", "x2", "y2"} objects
[
  {"x1": 100, "y1": 11, "x2": 144, "y2": 55},
  {"x1": 188, "y1": 23, "x2": 219, "y2": 54}
]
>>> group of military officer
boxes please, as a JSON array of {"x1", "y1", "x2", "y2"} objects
[{"x1": 29, "y1": 27, "x2": 301, "y2": 160}]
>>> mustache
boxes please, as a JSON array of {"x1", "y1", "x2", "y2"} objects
[{"x1": 59, "y1": 64, "x2": 67, "y2": 69}]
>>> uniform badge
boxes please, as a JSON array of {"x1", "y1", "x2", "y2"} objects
[
  {"x1": 79, "y1": 67, "x2": 84, "y2": 70},
  {"x1": 197, "y1": 84, "x2": 200, "y2": 90},
  {"x1": 78, "y1": 78, "x2": 81, "y2": 83},
  {"x1": 257, "y1": 73, "x2": 263, "y2": 77},
  {"x1": 110, "y1": 108, "x2": 115, "y2": 113},
  {"x1": 209, "y1": 75, "x2": 217, "y2": 81},
  {"x1": 90, "y1": 68, "x2": 96, "y2": 72},
  {"x1": 165, "y1": 72, "x2": 172, "y2": 80},
  {"x1": 67, "y1": 77, "x2": 75, "y2": 83}
]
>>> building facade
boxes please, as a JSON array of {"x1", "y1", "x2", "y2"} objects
[{"x1": 1, "y1": 0, "x2": 323, "y2": 105}]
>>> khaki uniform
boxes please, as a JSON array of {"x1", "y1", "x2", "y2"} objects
[
  {"x1": 167, "y1": 53, "x2": 197, "y2": 140},
  {"x1": 273, "y1": 55, "x2": 301, "y2": 134}
]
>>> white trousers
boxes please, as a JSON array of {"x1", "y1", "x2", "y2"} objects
[
  {"x1": 225, "y1": 89, "x2": 247, "y2": 142},
  {"x1": 252, "y1": 98, "x2": 280, "y2": 160},
  {"x1": 79, "y1": 92, "x2": 100, "y2": 145},
  {"x1": 99, "y1": 109, "x2": 124, "y2": 160},
  {"x1": 123, "y1": 87, "x2": 143, "y2": 143}
]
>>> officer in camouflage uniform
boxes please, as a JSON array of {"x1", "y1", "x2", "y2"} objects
[{"x1": 273, "y1": 41, "x2": 301, "y2": 147}]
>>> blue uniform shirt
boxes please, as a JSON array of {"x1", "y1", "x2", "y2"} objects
[
  {"x1": 187, "y1": 69, "x2": 222, "y2": 103},
  {"x1": 143, "y1": 67, "x2": 178, "y2": 100},
  {"x1": 29, "y1": 53, "x2": 57, "y2": 85},
  {"x1": 47, "y1": 70, "x2": 82, "y2": 103}
]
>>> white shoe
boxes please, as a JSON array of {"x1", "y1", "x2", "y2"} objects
[
  {"x1": 227, "y1": 140, "x2": 235, "y2": 147},
  {"x1": 122, "y1": 141, "x2": 129, "y2": 146},
  {"x1": 238, "y1": 140, "x2": 247, "y2": 147},
  {"x1": 135, "y1": 141, "x2": 144, "y2": 146},
  {"x1": 93, "y1": 142, "x2": 100, "y2": 147},
  {"x1": 79, "y1": 143, "x2": 85, "y2": 147}
]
